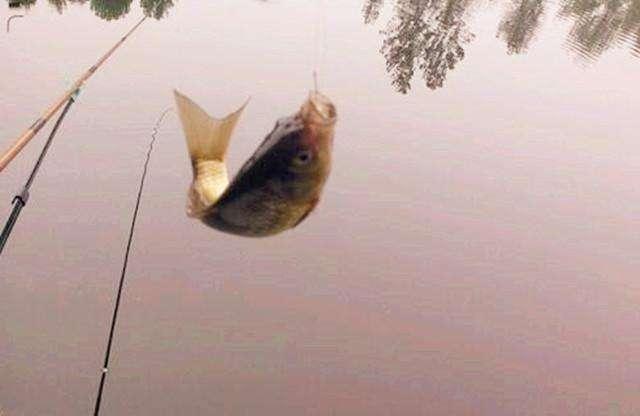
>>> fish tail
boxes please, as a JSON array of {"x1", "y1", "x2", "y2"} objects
[
  {"x1": 174, "y1": 89, "x2": 246, "y2": 164},
  {"x1": 173, "y1": 89, "x2": 247, "y2": 217}
]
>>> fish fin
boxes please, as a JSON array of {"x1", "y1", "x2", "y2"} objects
[
  {"x1": 293, "y1": 198, "x2": 320, "y2": 228},
  {"x1": 174, "y1": 89, "x2": 248, "y2": 164},
  {"x1": 187, "y1": 182, "x2": 211, "y2": 218},
  {"x1": 174, "y1": 90, "x2": 248, "y2": 217}
]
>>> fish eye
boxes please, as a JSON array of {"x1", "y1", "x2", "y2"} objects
[{"x1": 294, "y1": 150, "x2": 313, "y2": 165}]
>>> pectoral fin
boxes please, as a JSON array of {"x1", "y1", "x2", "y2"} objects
[{"x1": 293, "y1": 198, "x2": 320, "y2": 228}]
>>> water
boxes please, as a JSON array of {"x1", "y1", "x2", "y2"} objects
[{"x1": 1, "y1": 1, "x2": 639, "y2": 415}]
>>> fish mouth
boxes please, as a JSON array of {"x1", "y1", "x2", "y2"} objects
[{"x1": 301, "y1": 91, "x2": 337, "y2": 127}]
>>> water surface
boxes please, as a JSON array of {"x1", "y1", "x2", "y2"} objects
[{"x1": 1, "y1": 1, "x2": 639, "y2": 415}]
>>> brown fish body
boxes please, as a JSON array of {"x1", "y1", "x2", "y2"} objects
[{"x1": 174, "y1": 90, "x2": 336, "y2": 237}]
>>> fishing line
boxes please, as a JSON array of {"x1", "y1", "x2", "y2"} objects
[
  {"x1": 92, "y1": 107, "x2": 172, "y2": 416},
  {"x1": 319, "y1": 0, "x2": 328, "y2": 71},
  {"x1": 0, "y1": 91, "x2": 79, "y2": 256},
  {"x1": 312, "y1": 0, "x2": 328, "y2": 92},
  {"x1": 313, "y1": 70, "x2": 319, "y2": 93}
]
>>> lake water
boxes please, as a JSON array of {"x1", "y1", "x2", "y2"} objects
[{"x1": 1, "y1": 1, "x2": 639, "y2": 415}]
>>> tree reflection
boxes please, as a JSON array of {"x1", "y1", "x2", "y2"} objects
[
  {"x1": 91, "y1": 0, "x2": 132, "y2": 20},
  {"x1": 365, "y1": 0, "x2": 640, "y2": 92},
  {"x1": 8, "y1": 0, "x2": 173, "y2": 19},
  {"x1": 558, "y1": 0, "x2": 640, "y2": 59},
  {"x1": 363, "y1": 0, "x2": 385, "y2": 24},
  {"x1": 45, "y1": 0, "x2": 87, "y2": 13},
  {"x1": 366, "y1": 0, "x2": 474, "y2": 93},
  {"x1": 141, "y1": 0, "x2": 174, "y2": 19},
  {"x1": 11, "y1": 0, "x2": 38, "y2": 9},
  {"x1": 497, "y1": 0, "x2": 545, "y2": 54}
]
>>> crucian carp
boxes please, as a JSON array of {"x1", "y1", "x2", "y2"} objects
[{"x1": 174, "y1": 90, "x2": 337, "y2": 237}]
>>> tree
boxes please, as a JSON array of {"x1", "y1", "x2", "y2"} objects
[
  {"x1": 378, "y1": 0, "x2": 474, "y2": 93},
  {"x1": 363, "y1": 0, "x2": 386, "y2": 23},
  {"x1": 46, "y1": 0, "x2": 88, "y2": 13},
  {"x1": 558, "y1": 0, "x2": 640, "y2": 59},
  {"x1": 141, "y1": 0, "x2": 174, "y2": 19},
  {"x1": 90, "y1": 0, "x2": 133, "y2": 20},
  {"x1": 29, "y1": 0, "x2": 175, "y2": 20},
  {"x1": 497, "y1": 0, "x2": 545, "y2": 54}
]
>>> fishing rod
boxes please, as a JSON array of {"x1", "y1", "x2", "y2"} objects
[
  {"x1": 92, "y1": 108, "x2": 172, "y2": 416},
  {"x1": 0, "y1": 16, "x2": 147, "y2": 173},
  {"x1": 0, "y1": 92, "x2": 78, "y2": 255}
]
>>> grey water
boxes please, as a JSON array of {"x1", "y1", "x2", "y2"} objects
[{"x1": 1, "y1": 0, "x2": 639, "y2": 415}]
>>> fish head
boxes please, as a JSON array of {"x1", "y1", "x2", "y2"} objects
[
  {"x1": 275, "y1": 91, "x2": 337, "y2": 201},
  {"x1": 300, "y1": 91, "x2": 338, "y2": 134},
  {"x1": 208, "y1": 92, "x2": 337, "y2": 235}
]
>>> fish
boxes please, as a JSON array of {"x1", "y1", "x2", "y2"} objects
[{"x1": 174, "y1": 89, "x2": 337, "y2": 237}]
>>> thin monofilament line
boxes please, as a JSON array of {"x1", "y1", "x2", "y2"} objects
[
  {"x1": 312, "y1": 0, "x2": 327, "y2": 92},
  {"x1": 92, "y1": 108, "x2": 172, "y2": 416},
  {"x1": 319, "y1": 0, "x2": 328, "y2": 70},
  {"x1": 313, "y1": 70, "x2": 319, "y2": 93}
]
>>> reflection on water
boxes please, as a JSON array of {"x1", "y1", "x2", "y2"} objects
[
  {"x1": 559, "y1": 0, "x2": 640, "y2": 59},
  {"x1": 9, "y1": 0, "x2": 173, "y2": 19},
  {"x1": 91, "y1": 0, "x2": 132, "y2": 20},
  {"x1": 364, "y1": 0, "x2": 640, "y2": 92},
  {"x1": 140, "y1": 0, "x2": 173, "y2": 19},
  {"x1": 9, "y1": 0, "x2": 639, "y2": 91},
  {"x1": 497, "y1": 0, "x2": 546, "y2": 54},
  {"x1": 363, "y1": 0, "x2": 385, "y2": 23},
  {"x1": 378, "y1": 0, "x2": 473, "y2": 93}
]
